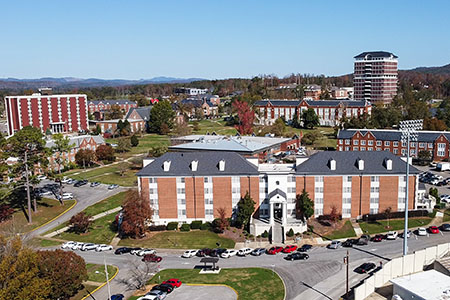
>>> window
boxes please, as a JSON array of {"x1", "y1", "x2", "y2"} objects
[
  {"x1": 393, "y1": 141, "x2": 399, "y2": 147},
  {"x1": 419, "y1": 142, "x2": 425, "y2": 148},
  {"x1": 232, "y1": 187, "x2": 240, "y2": 194},
  {"x1": 315, "y1": 187, "x2": 324, "y2": 193},
  {"x1": 361, "y1": 140, "x2": 366, "y2": 146},
  {"x1": 428, "y1": 143, "x2": 433, "y2": 148},
  {"x1": 315, "y1": 197, "x2": 323, "y2": 204},
  {"x1": 370, "y1": 197, "x2": 379, "y2": 204},
  {"x1": 438, "y1": 143, "x2": 446, "y2": 157},
  {"x1": 401, "y1": 149, "x2": 406, "y2": 155},
  {"x1": 345, "y1": 140, "x2": 350, "y2": 145},
  {"x1": 393, "y1": 149, "x2": 398, "y2": 154},
  {"x1": 232, "y1": 176, "x2": 240, "y2": 183},
  {"x1": 287, "y1": 176, "x2": 295, "y2": 182},
  {"x1": 148, "y1": 177, "x2": 156, "y2": 183},
  {"x1": 178, "y1": 198, "x2": 186, "y2": 204},
  {"x1": 343, "y1": 208, "x2": 351, "y2": 215},
  {"x1": 368, "y1": 147, "x2": 373, "y2": 151},
  {"x1": 339, "y1": 139, "x2": 343, "y2": 144},
  {"x1": 371, "y1": 176, "x2": 379, "y2": 182},
  {"x1": 370, "y1": 187, "x2": 379, "y2": 193},
  {"x1": 315, "y1": 208, "x2": 323, "y2": 216},
  {"x1": 360, "y1": 147, "x2": 366, "y2": 151},
  {"x1": 259, "y1": 176, "x2": 266, "y2": 183},
  {"x1": 353, "y1": 147, "x2": 359, "y2": 151},
  {"x1": 176, "y1": 177, "x2": 185, "y2": 183},
  {"x1": 398, "y1": 197, "x2": 406, "y2": 204},
  {"x1": 204, "y1": 188, "x2": 212, "y2": 194},
  {"x1": 384, "y1": 141, "x2": 390, "y2": 146},
  {"x1": 376, "y1": 148, "x2": 382, "y2": 151},
  {"x1": 205, "y1": 209, "x2": 214, "y2": 216},
  {"x1": 399, "y1": 187, "x2": 406, "y2": 193},
  {"x1": 353, "y1": 140, "x2": 359, "y2": 145},
  {"x1": 260, "y1": 187, "x2": 268, "y2": 193},
  {"x1": 370, "y1": 208, "x2": 379, "y2": 214},
  {"x1": 178, "y1": 209, "x2": 186, "y2": 216},
  {"x1": 343, "y1": 197, "x2": 351, "y2": 204},
  {"x1": 315, "y1": 176, "x2": 324, "y2": 182},
  {"x1": 149, "y1": 188, "x2": 157, "y2": 194},
  {"x1": 204, "y1": 177, "x2": 211, "y2": 183},
  {"x1": 205, "y1": 198, "x2": 213, "y2": 205},
  {"x1": 343, "y1": 187, "x2": 352, "y2": 193},
  {"x1": 376, "y1": 141, "x2": 382, "y2": 146},
  {"x1": 346, "y1": 176, "x2": 352, "y2": 182},
  {"x1": 177, "y1": 188, "x2": 185, "y2": 194},
  {"x1": 287, "y1": 187, "x2": 296, "y2": 193},
  {"x1": 368, "y1": 140, "x2": 373, "y2": 146},
  {"x1": 345, "y1": 147, "x2": 350, "y2": 151},
  {"x1": 411, "y1": 142, "x2": 416, "y2": 147}
]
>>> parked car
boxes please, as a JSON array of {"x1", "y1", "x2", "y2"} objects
[
  {"x1": 371, "y1": 235, "x2": 384, "y2": 242},
  {"x1": 297, "y1": 244, "x2": 313, "y2": 252},
  {"x1": 342, "y1": 239, "x2": 357, "y2": 247},
  {"x1": 429, "y1": 226, "x2": 440, "y2": 234},
  {"x1": 130, "y1": 248, "x2": 143, "y2": 255},
  {"x1": 441, "y1": 223, "x2": 450, "y2": 231},
  {"x1": 74, "y1": 179, "x2": 88, "y2": 187},
  {"x1": 143, "y1": 290, "x2": 167, "y2": 300},
  {"x1": 39, "y1": 189, "x2": 53, "y2": 197},
  {"x1": 196, "y1": 248, "x2": 212, "y2": 257},
  {"x1": 285, "y1": 253, "x2": 309, "y2": 261},
  {"x1": 81, "y1": 243, "x2": 98, "y2": 251},
  {"x1": 237, "y1": 248, "x2": 253, "y2": 256},
  {"x1": 210, "y1": 248, "x2": 226, "y2": 257},
  {"x1": 251, "y1": 248, "x2": 266, "y2": 256},
  {"x1": 221, "y1": 249, "x2": 238, "y2": 258},
  {"x1": 417, "y1": 227, "x2": 427, "y2": 236},
  {"x1": 115, "y1": 247, "x2": 133, "y2": 255},
  {"x1": 162, "y1": 278, "x2": 182, "y2": 288},
  {"x1": 90, "y1": 181, "x2": 100, "y2": 187},
  {"x1": 61, "y1": 192, "x2": 74, "y2": 200},
  {"x1": 354, "y1": 262, "x2": 376, "y2": 274},
  {"x1": 282, "y1": 245, "x2": 298, "y2": 253},
  {"x1": 37, "y1": 175, "x2": 47, "y2": 180},
  {"x1": 151, "y1": 284, "x2": 173, "y2": 294},
  {"x1": 182, "y1": 249, "x2": 198, "y2": 258},
  {"x1": 266, "y1": 246, "x2": 283, "y2": 255},
  {"x1": 61, "y1": 177, "x2": 71, "y2": 184},
  {"x1": 357, "y1": 235, "x2": 370, "y2": 246},
  {"x1": 108, "y1": 184, "x2": 119, "y2": 190},
  {"x1": 96, "y1": 244, "x2": 113, "y2": 252},
  {"x1": 61, "y1": 241, "x2": 76, "y2": 249},
  {"x1": 386, "y1": 231, "x2": 398, "y2": 240},
  {"x1": 71, "y1": 242, "x2": 85, "y2": 250},
  {"x1": 328, "y1": 240, "x2": 342, "y2": 249},
  {"x1": 400, "y1": 230, "x2": 412, "y2": 238},
  {"x1": 142, "y1": 254, "x2": 162, "y2": 263},
  {"x1": 138, "y1": 249, "x2": 156, "y2": 256}
]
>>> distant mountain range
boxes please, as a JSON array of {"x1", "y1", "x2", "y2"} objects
[
  {"x1": 0, "y1": 76, "x2": 206, "y2": 90},
  {"x1": 405, "y1": 63, "x2": 450, "y2": 75}
]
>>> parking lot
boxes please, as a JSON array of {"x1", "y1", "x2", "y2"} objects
[{"x1": 416, "y1": 164, "x2": 450, "y2": 198}]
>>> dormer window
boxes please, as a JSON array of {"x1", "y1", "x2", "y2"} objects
[
  {"x1": 163, "y1": 160, "x2": 171, "y2": 172},
  {"x1": 219, "y1": 160, "x2": 225, "y2": 171},
  {"x1": 190, "y1": 160, "x2": 198, "y2": 171}
]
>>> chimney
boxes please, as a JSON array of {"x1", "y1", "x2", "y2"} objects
[
  {"x1": 357, "y1": 158, "x2": 364, "y2": 170},
  {"x1": 190, "y1": 160, "x2": 198, "y2": 171},
  {"x1": 329, "y1": 159, "x2": 336, "y2": 171},
  {"x1": 163, "y1": 160, "x2": 171, "y2": 172},
  {"x1": 219, "y1": 159, "x2": 225, "y2": 171},
  {"x1": 143, "y1": 158, "x2": 154, "y2": 168},
  {"x1": 385, "y1": 159, "x2": 392, "y2": 170}
]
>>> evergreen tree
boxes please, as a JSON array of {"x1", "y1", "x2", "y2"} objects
[
  {"x1": 236, "y1": 191, "x2": 255, "y2": 230},
  {"x1": 301, "y1": 108, "x2": 319, "y2": 129},
  {"x1": 295, "y1": 190, "x2": 314, "y2": 221},
  {"x1": 149, "y1": 101, "x2": 175, "y2": 134}
]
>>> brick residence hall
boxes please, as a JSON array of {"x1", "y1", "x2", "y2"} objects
[{"x1": 137, "y1": 151, "x2": 422, "y2": 242}]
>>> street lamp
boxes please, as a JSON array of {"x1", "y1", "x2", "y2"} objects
[{"x1": 400, "y1": 119, "x2": 423, "y2": 256}]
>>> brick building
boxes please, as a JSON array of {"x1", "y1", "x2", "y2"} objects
[
  {"x1": 354, "y1": 51, "x2": 398, "y2": 105},
  {"x1": 337, "y1": 129, "x2": 450, "y2": 161},
  {"x1": 94, "y1": 106, "x2": 151, "y2": 137},
  {"x1": 88, "y1": 99, "x2": 137, "y2": 120},
  {"x1": 303, "y1": 84, "x2": 322, "y2": 100},
  {"x1": 5, "y1": 93, "x2": 88, "y2": 136},
  {"x1": 254, "y1": 99, "x2": 372, "y2": 126},
  {"x1": 137, "y1": 151, "x2": 420, "y2": 240}
]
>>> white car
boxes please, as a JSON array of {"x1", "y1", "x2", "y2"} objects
[
  {"x1": 221, "y1": 249, "x2": 238, "y2": 258},
  {"x1": 328, "y1": 240, "x2": 342, "y2": 249},
  {"x1": 62, "y1": 192, "x2": 74, "y2": 200},
  {"x1": 81, "y1": 243, "x2": 98, "y2": 251},
  {"x1": 417, "y1": 227, "x2": 427, "y2": 236},
  {"x1": 61, "y1": 177, "x2": 71, "y2": 184},
  {"x1": 237, "y1": 247, "x2": 253, "y2": 256},
  {"x1": 61, "y1": 241, "x2": 76, "y2": 249},
  {"x1": 386, "y1": 231, "x2": 398, "y2": 240},
  {"x1": 182, "y1": 249, "x2": 198, "y2": 258},
  {"x1": 39, "y1": 190, "x2": 53, "y2": 196},
  {"x1": 137, "y1": 249, "x2": 156, "y2": 256},
  {"x1": 37, "y1": 175, "x2": 47, "y2": 180},
  {"x1": 430, "y1": 179, "x2": 440, "y2": 185},
  {"x1": 71, "y1": 242, "x2": 85, "y2": 250},
  {"x1": 96, "y1": 244, "x2": 113, "y2": 252}
]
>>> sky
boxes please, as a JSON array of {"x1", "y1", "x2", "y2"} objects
[{"x1": 0, "y1": 0, "x2": 449, "y2": 80}]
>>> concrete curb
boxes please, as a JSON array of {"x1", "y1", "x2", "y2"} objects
[{"x1": 29, "y1": 199, "x2": 77, "y2": 234}]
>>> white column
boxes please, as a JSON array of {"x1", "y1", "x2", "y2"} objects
[
  {"x1": 282, "y1": 202, "x2": 287, "y2": 227},
  {"x1": 269, "y1": 202, "x2": 274, "y2": 225}
]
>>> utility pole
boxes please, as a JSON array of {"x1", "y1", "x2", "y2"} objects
[{"x1": 344, "y1": 250, "x2": 349, "y2": 299}]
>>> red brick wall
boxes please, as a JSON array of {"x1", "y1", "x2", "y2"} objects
[
  {"x1": 30, "y1": 98, "x2": 39, "y2": 127},
  {"x1": 360, "y1": 177, "x2": 371, "y2": 215},
  {"x1": 408, "y1": 176, "x2": 415, "y2": 209},
  {"x1": 351, "y1": 176, "x2": 361, "y2": 217},
  {"x1": 140, "y1": 178, "x2": 149, "y2": 203},
  {"x1": 379, "y1": 176, "x2": 399, "y2": 212},
  {"x1": 323, "y1": 176, "x2": 342, "y2": 215},
  {"x1": 185, "y1": 177, "x2": 195, "y2": 218},
  {"x1": 194, "y1": 177, "x2": 205, "y2": 218},
  {"x1": 157, "y1": 178, "x2": 177, "y2": 218},
  {"x1": 213, "y1": 177, "x2": 232, "y2": 218}
]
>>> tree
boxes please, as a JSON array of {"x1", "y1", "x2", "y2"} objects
[
  {"x1": 69, "y1": 212, "x2": 92, "y2": 233},
  {"x1": 160, "y1": 123, "x2": 170, "y2": 135},
  {"x1": 295, "y1": 190, "x2": 314, "y2": 222},
  {"x1": 301, "y1": 108, "x2": 319, "y2": 129},
  {"x1": 116, "y1": 119, "x2": 131, "y2": 137},
  {"x1": 173, "y1": 121, "x2": 192, "y2": 136},
  {"x1": 302, "y1": 131, "x2": 322, "y2": 145},
  {"x1": 74, "y1": 149, "x2": 95, "y2": 167},
  {"x1": 192, "y1": 121, "x2": 200, "y2": 132},
  {"x1": 93, "y1": 124, "x2": 102, "y2": 135},
  {"x1": 383, "y1": 207, "x2": 393, "y2": 229},
  {"x1": 291, "y1": 111, "x2": 301, "y2": 129},
  {"x1": 149, "y1": 101, "x2": 175, "y2": 134},
  {"x1": 0, "y1": 204, "x2": 14, "y2": 223},
  {"x1": 5, "y1": 126, "x2": 48, "y2": 222},
  {"x1": 429, "y1": 187, "x2": 440, "y2": 203},
  {"x1": 418, "y1": 150, "x2": 432, "y2": 162},
  {"x1": 232, "y1": 100, "x2": 255, "y2": 134},
  {"x1": 104, "y1": 104, "x2": 124, "y2": 120},
  {"x1": 129, "y1": 94, "x2": 149, "y2": 107},
  {"x1": 120, "y1": 190, "x2": 153, "y2": 238},
  {"x1": 116, "y1": 137, "x2": 132, "y2": 153},
  {"x1": 37, "y1": 250, "x2": 88, "y2": 300},
  {"x1": 130, "y1": 135, "x2": 139, "y2": 147},
  {"x1": 271, "y1": 118, "x2": 286, "y2": 136},
  {"x1": 423, "y1": 117, "x2": 447, "y2": 131},
  {"x1": 51, "y1": 134, "x2": 74, "y2": 202},
  {"x1": 214, "y1": 207, "x2": 229, "y2": 233},
  {"x1": 236, "y1": 192, "x2": 255, "y2": 230},
  {"x1": 96, "y1": 144, "x2": 115, "y2": 162},
  {"x1": 148, "y1": 145, "x2": 167, "y2": 157},
  {"x1": 118, "y1": 162, "x2": 129, "y2": 177},
  {"x1": 328, "y1": 205, "x2": 340, "y2": 227}
]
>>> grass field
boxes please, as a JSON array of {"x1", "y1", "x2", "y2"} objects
[
  {"x1": 86, "y1": 263, "x2": 117, "y2": 282},
  {"x1": 106, "y1": 134, "x2": 170, "y2": 159},
  {"x1": 64, "y1": 163, "x2": 138, "y2": 187},
  {"x1": 83, "y1": 191, "x2": 127, "y2": 216},
  {"x1": 444, "y1": 209, "x2": 450, "y2": 222},
  {"x1": 119, "y1": 230, "x2": 235, "y2": 249},
  {"x1": 359, "y1": 218, "x2": 433, "y2": 235},
  {"x1": 190, "y1": 119, "x2": 238, "y2": 135},
  {"x1": 324, "y1": 220, "x2": 356, "y2": 240},
  {"x1": 141, "y1": 268, "x2": 284, "y2": 300},
  {"x1": 0, "y1": 198, "x2": 75, "y2": 235}
]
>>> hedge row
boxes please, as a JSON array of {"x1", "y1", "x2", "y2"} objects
[
  {"x1": 148, "y1": 221, "x2": 213, "y2": 232},
  {"x1": 360, "y1": 209, "x2": 429, "y2": 222}
]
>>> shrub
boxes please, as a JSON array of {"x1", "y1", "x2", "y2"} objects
[
  {"x1": 166, "y1": 222, "x2": 178, "y2": 231},
  {"x1": 361, "y1": 209, "x2": 430, "y2": 222},
  {"x1": 148, "y1": 225, "x2": 166, "y2": 231},
  {"x1": 248, "y1": 234, "x2": 254, "y2": 239},
  {"x1": 69, "y1": 212, "x2": 92, "y2": 233},
  {"x1": 261, "y1": 230, "x2": 269, "y2": 238},
  {"x1": 286, "y1": 228, "x2": 294, "y2": 237},
  {"x1": 0, "y1": 204, "x2": 14, "y2": 223},
  {"x1": 180, "y1": 223, "x2": 190, "y2": 232},
  {"x1": 200, "y1": 222, "x2": 211, "y2": 230},
  {"x1": 434, "y1": 203, "x2": 446, "y2": 209},
  {"x1": 130, "y1": 135, "x2": 139, "y2": 147},
  {"x1": 190, "y1": 220, "x2": 202, "y2": 230}
]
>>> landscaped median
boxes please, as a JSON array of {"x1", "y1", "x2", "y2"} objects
[
  {"x1": 358, "y1": 217, "x2": 433, "y2": 235},
  {"x1": 129, "y1": 268, "x2": 285, "y2": 300}
]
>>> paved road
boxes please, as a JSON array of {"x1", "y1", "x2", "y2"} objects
[
  {"x1": 71, "y1": 229, "x2": 450, "y2": 300},
  {"x1": 27, "y1": 179, "x2": 128, "y2": 238}
]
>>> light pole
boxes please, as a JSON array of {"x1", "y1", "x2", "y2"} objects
[
  {"x1": 400, "y1": 119, "x2": 423, "y2": 256},
  {"x1": 104, "y1": 254, "x2": 112, "y2": 300}
]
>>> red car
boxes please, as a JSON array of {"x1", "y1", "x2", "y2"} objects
[
  {"x1": 162, "y1": 278, "x2": 182, "y2": 288},
  {"x1": 282, "y1": 245, "x2": 298, "y2": 253},
  {"x1": 142, "y1": 254, "x2": 162, "y2": 262},
  {"x1": 372, "y1": 234, "x2": 384, "y2": 242},
  {"x1": 267, "y1": 246, "x2": 283, "y2": 255},
  {"x1": 429, "y1": 226, "x2": 440, "y2": 234}
]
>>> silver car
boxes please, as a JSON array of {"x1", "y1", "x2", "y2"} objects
[{"x1": 328, "y1": 240, "x2": 342, "y2": 249}]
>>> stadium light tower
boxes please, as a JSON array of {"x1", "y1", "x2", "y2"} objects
[{"x1": 400, "y1": 119, "x2": 423, "y2": 256}]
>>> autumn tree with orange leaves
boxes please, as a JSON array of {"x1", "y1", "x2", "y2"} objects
[{"x1": 232, "y1": 100, "x2": 255, "y2": 134}]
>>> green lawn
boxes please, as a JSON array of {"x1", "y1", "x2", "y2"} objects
[
  {"x1": 86, "y1": 263, "x2": 117, "y2": 283},
  {"x1": 288, "y1": 126, "x2": 337, "y2": 149},
  {"x1": 324, "y1": 220, "x2": 356, "y2": 240},
  {"x1": 54, "y1": 214, "x2": 117, "y2": 244},
  {"x1": 190, "y1": 119, "x2": 238, "y2": 135},
  {"x1": 106, "y1": 134, "x2": 170, "y2": 159},
  {"x1": 0, "y1": 198, "x2": 75, "y2": 235},
  {"x1": 64, "y1": 163, "x2": 137, "y2": 187},
  {"x1": 119, "y1": 230, "x2": 235, "y2": 249},
  {"x1": 444, "y1": 209, "x2": 450, "y2": 222},
  {"x1": 144, "y1": 268, "x2": 284, "y2": 300},
  {"x1": 359, "y1": 218, "x2": 433, "y2": 235}
]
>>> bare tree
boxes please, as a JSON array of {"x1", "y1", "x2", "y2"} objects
[{"x1": 118, "y1": 259, "x2": 158, "y2": 290}]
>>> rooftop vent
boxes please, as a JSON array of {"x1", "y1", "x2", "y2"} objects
[
  {"x1": 385, "y1": 158, "x2": 392, "y2": 170},
  {"x1": 190, "y1": 160, "x2": 198, "y2": 171},
  {"x1": 357, "y1": 158, "x2": 364, "y2": 171},
  {"x1": 219, "y1": 159, "x2": 225, "y2": 171},
  {"x1": 329, "y1": 159, "x2": 336, "y2": 171},
  {"x1": 163, "y1": 160, "x2": 171, "y2": 172}
]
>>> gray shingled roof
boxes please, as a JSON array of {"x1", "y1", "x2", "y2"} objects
[
  {"x1": 125, "y1": 106, "x2": 152, "y2": 120},
  {"x1": 254, "y1": 99, "x2": 369, "y2": 108},
  {"x1": 354, "y1": 51, "x2": 398, "y2": 59},
  {"x1": 137, "y1": 152, "x2": 259, "y2": 177},
  {"x1": 296, "y1": 151, "x2": 420, "y2": 175},
  {"x1": 89, "y1": 99, "x2": 136, "y2": 105},
  {"x1": 337, "y1": 129, "x2": 450, "y2": 142}
]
